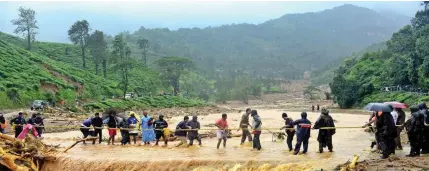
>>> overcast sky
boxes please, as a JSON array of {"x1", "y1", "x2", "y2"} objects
[{"x1": 0, "y1": 1, "x2": 422, "y2": 42}]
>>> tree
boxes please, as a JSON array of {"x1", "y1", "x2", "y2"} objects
[
  {"x1": 155, "y1": 57, "x2": 195, "y2": 96},
  {"x1": 137, "y1": 38, "x2": 149, "y2": 66},
  {"x1": 11, "y1": 6, "x2": 38, "y2": 50},
  {"x1": 68, "y1": 20, "x2": 90, "y2": 69},
  {"x1": 303, "y1": 85, "x2": 321, "y2": 100},
  {"x1": 112, "y1": 34, "x2": 134, "y2": 99},
  {"x1": 422, "y1": 1, "x2": 429, "y2": 11},
  {"x1": 88, "y1": 30, "x2": 108, "y2": 77}
]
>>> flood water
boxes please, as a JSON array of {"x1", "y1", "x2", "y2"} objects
[{"x1": 40, "y1": 109, "x2": 408, "y2": 171}]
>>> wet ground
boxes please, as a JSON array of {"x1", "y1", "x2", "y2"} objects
[{"x1": 40, "y1": 109, "x2": 402, "y2": 171}]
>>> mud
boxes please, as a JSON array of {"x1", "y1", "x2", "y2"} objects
[
  {"x1": 336, "y1": 155, "x2": 429, "y2": 171},
  {"x1": 39, "y1": 109, "x2": 377, "y2": 171}
]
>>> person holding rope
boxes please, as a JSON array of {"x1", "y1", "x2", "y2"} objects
[
  {"x1": 141, "y1": 111, "x2": 155, "y2": 145},
  {"x1": 80, "y1": 117, "x2": 93, "y2": 144},
  {"x1": 11, "y1": 112, "x2": 26, "y2": 138},
  {"x1": 119, "y1": 117, "x2": 130, "y2": 145},
  {"x1": 313, "y1": 108, "x2": 335, "y2": 153},
  {"x1": 238, "y1": 108, "x2": 252, "y2": 145},
  {"x1": 91, "y1": 113, "x2": 103, "y2": 144},
  {"x1": 153, "y1": 114, "x2": 169, "y2": 146},
  {"x1": 403, "y1": 106, "x2": 425, "y2": 157},
  {"x1": 127, "y1": 113, "x2": 139, "y2": 144},
  {"x1": 290, "y1": 112, "x2": 311, "y2": 155},
  {"x1": 216, "y1": 113, "x2": 229, "y2": 149},
  {"x1": 280, "y1": 113, "x2": 295, "y2": 151},
  {"x1": 34, "y1": 113, "x2": 44, "y2": 138},
  {"x1": 251, "y1": 110, "x2": 262, "y2": 151},
  {"x1": 104, "y1": 111, "x2": 118, "y2": 145},
  {"x1": 175, "y1": 116, "x2": 189, "y2": 147},
  {"x1": 187, "y1": 115, "x2": 202, "y2": 146},
  {"x1": 376, "y1": 106, "x2": 397, "y2": 159}
]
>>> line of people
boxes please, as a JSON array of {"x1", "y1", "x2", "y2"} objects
[
  {"x1": 362, "y1": 103, "x2": 429, "y2": 159},
  {"x1": 5, "y1": 104, "x2": 427, "y2": 158}
]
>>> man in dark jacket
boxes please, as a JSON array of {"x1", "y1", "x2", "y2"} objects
[
  {"x1": 119, "y1": 118, "x2": 130, "y2": 145},
  {"x1": 418, "y1": 103, "x2": 429, "y2": 154},
  {"x1": 91, "y1": 113, "x2": 103, "y2": 144},
  {"x1": 175, "y1": 116, "x2": 189, "y2": 147},
  {"x1": 28, "y1": 114, "x2": 36, "y2": 125},
  {"x1": 376, "y1": 109, "x2": 397, "y2": 159},
  {"x1": 313, "y1": 108, "x2": 336, "y2": 153},
  {"x1": 403, "y1": 106, "x2": 425, "y2": 157},
  {"x1": 11, "y1": 112, "x2": 26, "y2": 138},
  {"x1": 395, "y1": 108, "x2": 406, "y2": 150},
  {"x1": 280, "y1": 113, "x2": 295, "y2": 151},
  {"x1": 290, "y1": 112, "x2": 311, "y2": 155},
  {"x1": 238, "y1": 108, "x2": 252, "y2": 145},
  {"x1": 154, "y1": 114, "x2": 169, "y2": 146},
  {"x1": 187, "y1": 115, "x2": 202, "y2": 146},
  {"x1": 34, "y1": 113, "x2": 44, "y2": 138}
]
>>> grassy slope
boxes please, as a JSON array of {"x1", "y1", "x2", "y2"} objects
[
  {"x1": 0, "y1": 32, "x2": 206, "y2": 110},
  {"x1": 0, "y1": 38, "x2": 121, "y2": 109}
]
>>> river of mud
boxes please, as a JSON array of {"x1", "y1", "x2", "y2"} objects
[{"x1": 36, "y1": 108, "x2": 405, "y2": 171}]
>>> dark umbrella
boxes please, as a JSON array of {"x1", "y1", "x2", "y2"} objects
[
  {"x1": 384, "y1": 101, "x2": 408, "y2": 109},
  {"x1": 364, "y1": 103, "x2": 393, "y2": 112}
]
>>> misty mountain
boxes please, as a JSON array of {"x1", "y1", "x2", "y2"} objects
[{"x1": 122, "y1": 4, "x2": 411, "y2": 79}]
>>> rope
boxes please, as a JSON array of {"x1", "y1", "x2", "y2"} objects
[{"x1": 10, "y1": 124, "x2": 427, "y2": 131}]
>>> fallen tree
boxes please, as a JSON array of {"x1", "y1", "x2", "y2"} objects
[{"x1": 0, "y1": 134, "x2": 58, "y2": 171}]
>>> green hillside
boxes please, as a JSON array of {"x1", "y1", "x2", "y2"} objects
[
  {"x1": 311, "y1": 42, "x2": 387, "y2": 86},
  {"x1": 0, "y1": 38, "x2": 121, "y2": 109},
  {"x1": 121, "y1": 4, "x2": 409, "y2": 79},
  {"x1": 330, "y1": 4, "x2": 429, "y2": 108},
  {"x1": 0, "y1": 32, "x2": 207, "y2": 110}
]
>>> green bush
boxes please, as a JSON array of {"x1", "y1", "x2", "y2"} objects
[{"x1": 362, "y1": 92, "x2": 429, "y2": 107}]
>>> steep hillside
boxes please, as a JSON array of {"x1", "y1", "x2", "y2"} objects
[
  {"x1": 123, "y1": 4, "x2": 410, "y2": 79},
  {"x1": 330, "y1": 4, "x2": 429, "y2": 108},
  {"x1": 0, "y1": 38, "x2": 121, "y2": 109},
  {"x1": 311, "y1": 41, "x2": 387, "y2": 86}
]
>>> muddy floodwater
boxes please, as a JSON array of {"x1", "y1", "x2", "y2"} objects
[{"x1": 40, "y1": 109, "x2": 409, "y2": 171}]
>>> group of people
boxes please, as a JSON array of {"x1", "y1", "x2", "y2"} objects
[
  {"x1": 363, "y1": 103, "x2": 429, "y2": 159},
  {"x1": 4, "y1": 112, "x2": 45, "y2": 138},
  {"x1": 4, "y1": 103, "x2": 428, "y2": 159},
  {"x1": 239, "y1": 108, "x2": 335, "y2": 154}
]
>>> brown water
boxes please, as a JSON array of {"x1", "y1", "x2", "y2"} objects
[{"x1": 40, "y1": 109, "x2": 407, "y2": 171}]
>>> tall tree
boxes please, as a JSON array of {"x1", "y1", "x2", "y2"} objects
[
  {"x1": 112, "y1": 34, "x2": 134, "y2": 99},
  {"x1": 11, "y1": 6, "x2": 38, "y2": 50},
  {"x1": 155, "y1": 57, "x2": 195, "y2": 96},
  {"x1": 88, "y1": 30, "x2": 108, "y2": 77},
  {"x1": 137, "y1": 38, "x2": 149, "y2": 66},
  {"x1": 422, "y1": 1, "x2": 429, "y2": 11},
  {"x1": 68, "y1": 20, "x2": 90, "y2": 69}
]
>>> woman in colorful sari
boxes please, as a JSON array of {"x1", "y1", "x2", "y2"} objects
[{"x1": 141, "y1": 111, "x2": 155, "y2": 145}]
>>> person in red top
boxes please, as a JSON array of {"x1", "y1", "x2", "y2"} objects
[{"x1": 216, "y1": 113, "x2": 228, "y2": 149}]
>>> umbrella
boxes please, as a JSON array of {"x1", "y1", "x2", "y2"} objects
[
  {"x1": 384, "y1": 101, "x2": 408, "y2": 109},
  {"x1": 364, "y1": 103, "x2": 393, "y2": 112}
]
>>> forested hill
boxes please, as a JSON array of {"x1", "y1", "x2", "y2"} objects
[
  {"x1": 330, "y1": 2, "x2": 429, "y2": 108},
  {"x1": 122, "y1": 4, "x2": 410, "y2": 79}
]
